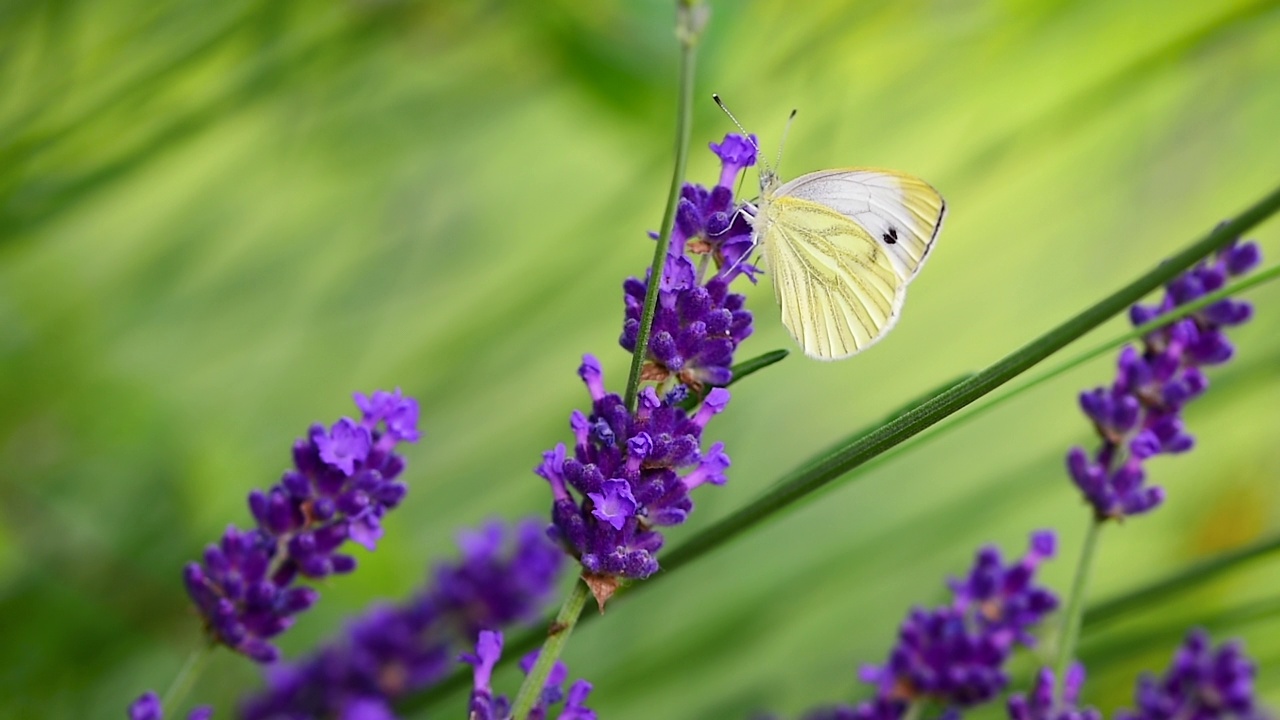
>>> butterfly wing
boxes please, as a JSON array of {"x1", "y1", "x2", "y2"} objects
[
  {"x1": 761, "y1": 195, "x2": 906, "y2": 360},
  {"x1": 773, "y1": 168, "x2": 945, "y2": 281}
]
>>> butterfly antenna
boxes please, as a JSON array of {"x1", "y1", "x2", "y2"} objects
[
  {"x1": 712, "y1": 94, "x2": 760, "y2": 153},
  {"x1": 775, "y1": 108, "x2": 797, "y2": 175}
]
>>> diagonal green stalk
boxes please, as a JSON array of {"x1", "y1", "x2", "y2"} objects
[
  {"x1": 1084, "y1": 531, "x2": 1280, "y2": 629},
  {"x1": 161, "y1": 644, "x2": 211, "y2": 715},
  {"x1": 845, "y1": 263, "x2": 1280, "y2": 481},
  {"x1": 623, "y1": 0, "x2": 708, "y2": 413},
  {"x1": 1054, "y1": 517, "x2": 1103, "y2": 703},
  {"x1": 397, "y1": 184, "x2": 1280, "y2": 715},
  {"x1": 508, "y1": 580, "x2": 590, "y2": 720}
]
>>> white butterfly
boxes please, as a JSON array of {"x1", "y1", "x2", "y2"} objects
[{"x1": 748, "y1": 166, "x2": 946, "y2": 360}]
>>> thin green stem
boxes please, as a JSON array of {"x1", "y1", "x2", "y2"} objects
[
  {"x1": 161, "y1": 644, "x2": 211, "y2": 713},
  {"x1": 623, "y1": 0, "x2": 706, "y2": 412},
  {"x1": 1055, "y1": 518, "x2": 1103, "y2": 704},
  {"x1": 853, "y1": 263, "x2": 1280, "y2": 487},
  {"x1": 510, "y1": 579, "x2": 591, "y2": 720},
  {"x1": 1085, "y1": 531, "x2": 1280, "y2": 629}
]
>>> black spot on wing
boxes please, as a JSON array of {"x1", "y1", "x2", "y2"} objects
[{"x1": 882, "y1": 226, "x2": 898, "y2": 244}]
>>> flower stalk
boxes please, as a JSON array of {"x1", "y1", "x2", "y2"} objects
[
  {"x1": 509, "y1": 579, "x2": 591, "y2": 720},
  {"x1": 1054, "y1": 518, "x2": 1102, "y2": 704},
  {"x1": 623, "y1": 0, "x2": 707, "y2": 412}
]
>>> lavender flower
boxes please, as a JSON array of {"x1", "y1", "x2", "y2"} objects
[
  {"x1": 240, "y1": 518, "x2": 565, "y2": 720},
  {"x1": 183, "y1": 390, "x2": 421, "y2": 663},
  {"x1": 1117, "y1": 629, "x2": 1266, "y2": 720},
  {"x1": 537, "y1": 359, "x2": 731, "y2": 583},
  {"x1": 127, "y1": 692, "x2": 211, "y2": 720},
  {"x1": 464, "y1": 630, "x2": 596, "y2": 720},
  {"x1": 854, "y1": 532, "x2": 1059, "y2": 716},
  {"x1": 621, "y1": 133, "x2": 758, "y2": 388},
  {"x1": 536, "y1": 135, "x2": 759, "y2": 591},
  {"x1": 1068, "y1": 239, "x2": 1261, "y2": 519},
  {"x1": 1007, "y1": 666, "x2": 1101, "y2": 720}
]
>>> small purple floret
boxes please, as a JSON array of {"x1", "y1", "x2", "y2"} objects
[{"x1": 588, "y1": 478, "x2": 638, "y2": 531}]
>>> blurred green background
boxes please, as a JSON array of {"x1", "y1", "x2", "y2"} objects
[{"x1": 2, "y1": 0, "x2": 1279, "y2": 718}]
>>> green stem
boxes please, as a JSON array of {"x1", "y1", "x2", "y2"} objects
[
  {"x1": 160, "y1": 644, "x2": 211, "y2": 713},
  {"x1": 622, "y1": 0, "x2": 706, "y2": 412},
  {"x1": 510, "y1": 579, "x2": 591, "y2": 720},
  {"x1": 1085, "y1": 531, "x2": 1280, "y2": 629},
  {"x1": 1055, "y1": 518, "x2": 1103, "y2": 703}
]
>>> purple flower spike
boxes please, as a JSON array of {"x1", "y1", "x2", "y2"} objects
[
  {"x1": 621, "y1": 136, "x2": 758, "y2": 386},
  {"x1": 540, "y1": 358, "x2": 733, "y2": 582},
  {"x1": 127, "y1": 692, "x2": 212, "y2": 720},
  {"x1": 538, "y1": 134, "x2": 755, "y2": 589},
  {"x1": 855, "y1": 532, "x2": 1059, "y2": 714},
  {"x1": 463, "y1": 631, "x2": 596, "y2": 720},
  {"x1": 1071, "y1": 236, "x2": 1261, "y2": 520},
  {"x1": 184, "y1": 391, "x2": 421, "y2": 663},
  {"x1": 1007, "y1": 666, "x2": 1102, "y2": 720},
  {"x1": 1117, "y1": 630, "x2": 1265, "y2": 720},
  {"x1": 240, "y1": 518, "x2": 564, "y2": 719}
]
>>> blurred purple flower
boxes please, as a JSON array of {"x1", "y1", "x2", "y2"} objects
[
  {"x1": 464, "y1": 630, "x2": 596, "y2": 720},
  {"x1": 855, "y1": 532, "x2": 1059, "y2": 715},
  {"x1": 1068, "y1": 238, "x2": 1260, "y2": 519},
  {"x1": 1007, "y1": 665, "x2": 1101, "y2": 720},
  {"x1": 1116, "y1": 629, "x2": 1266, "y2": 720},
  {"x1": 127, "y1": 692, "x2": 211, "y2": 720},
  {"x1": 239, "y1": 518, "x2": 564, "y2": 719},
  {"x1": 183, "y1": 391, "x2": 421, "y2": 663}
]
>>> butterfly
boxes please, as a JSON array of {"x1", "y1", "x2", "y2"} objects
[{"x1": 748, "y1": 165, "x2": 946, "y2": 360}]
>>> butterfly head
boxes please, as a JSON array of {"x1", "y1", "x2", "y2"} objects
[{"x1": 758, "y1": 166, "x2": 782, "y2": 197}]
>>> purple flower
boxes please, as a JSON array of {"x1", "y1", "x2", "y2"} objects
[
  {"x1": 184, "y1": 391, "x2": 421, "y2": 663},
  {"x1": 1007, "y1": 666, "x2": 1101, "y2": 720},
  {"x1": 239, "y1": 518, "x2": 564, "y2": 719},
  {"x1": 355, "y1": 388, "x2": 422, "y2": 444},
  {"x1": 1116, "y1": 630, "x2": 1265, "y2": 720},
  {"x1": 314, "y1": 418, "x2": 371, "y2": 476},
  {"x1": 127, "y1": 692, "x2": 212, "y2": 720},
  {"x1": 856, "y1": 532, "x2": 1059, "y2": 713},
  {"x1": 539, "y1": 356, "x2": 732, "y2": 582},
  {"x1": 463, "y1": 631, "x2": 597, "y2": 720},
  {"x1": 621, "y1": 133, "x2": 758, "y2": 389},
  {"x1": 1068, "y1": 238, "x2": 1260, "y2": 519}
]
